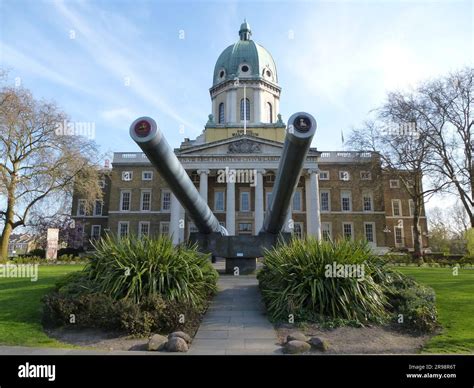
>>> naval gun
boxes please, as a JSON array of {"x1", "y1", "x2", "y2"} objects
[{"x1": 130, "y1": 112, "x2": 317, "y2": 274}]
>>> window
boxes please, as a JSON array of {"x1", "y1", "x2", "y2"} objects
[
  {"x1": 219, "y1": 69, "x2": 225, "y2": 79},
  {"x1": 339, "y1": 171, "x2": 350, "y2": 181},
  {"x1": 319, "y1": 171, "x2": 329, "y2": 180},
  {"x1": 142, "y1": 171, "x2": 153, "y2": 181},
  {"x1": 218, "y1": 103, "x2": 225, "y2": 124},
  {"x1": 138, "y1": 221, "x2": 150, "y2": 238},
  {"x1": 320, "y1": 190, "x2": 330, "y2": 212},
  {"x1": 342, "y1": 223, "x2": 353, "y2": 240},
  {"x1": 160, "y1": 222, "x2": 169, "y2": 236},
  {"x1": 240, "y1": 191, "x2": 250, "y2": 212},
  {"x1": 240, "y1": 98, "x2": 250, "y2": 121},
  {"x1": 360, "y1": 171, "x2": 372, "y2": 180},
  {"x1": 341, "y1": 191, "x2": 352, "y2": 212},
  {"x1": 141, "y1": 190, "x2": 151, "y2": 211},
  {"x1": 241, "y1": 65, "x2": 249, "y2": 73},
  {"x1": 118, "y1": 222, "x2": 129, "y2": 238},
  {"x1": 238, "y1": 223, "x2": 252, "y2": 233},
  {"x1": 390, "y1": 179, "x2": 400, "y2": 188},
  {"x1": 409, "y1": 199, "x2": 415, "y2": 216},
  {"x1": 395, "y1": 226, "x2": 404, "y2": 246},
  {"x1": 292, "y1": 191, "x2": 302, "y2": 211},
  {"x1": 94, "y1": 200, "x2": 103, "y2": 216},
  {"x1": 99, "y1": 180, "x2": 105, "y2": 188},
  {"x1": 266, "y1": 191, "x2": 273, "y2": 211},
  {"x1": 91, "y1": 225, "x2": 101, "y2": 240},
  {"x1": 364, "y1": 223, "x2": 375, "y2": 243},
  {"x1": 267, "y1": 102, "x2": 273, "y2": 123},
  {"x1": 293, "y1": 223, "x2": 303, "y2": 239},
  {"x1": 120, "y1": 190, "x2": 131, "y2": 211},
  {"x1": 214, "y1": 191, "x2": 225, "y2": 212},
  {"x1": 77, "y1": 199, "x2": 86, "y2": 216},
  {"x1": 322, "y1": 222, "x2": 332, "y2": 241},
  {"x1": 122, "y1": 171, "x2": 133, "y2": 181},
  {"x1": 362, "y1": 192, "x2": 373, "y2": 212},
  {"x1": 392, "y1": 199, "x2": 402, "y2": 216},
  {"x1": 162, "y1": 190, "x2": 171, "y2": 212}
]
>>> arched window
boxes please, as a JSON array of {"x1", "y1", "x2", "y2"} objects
[
  {"x1": 218, "y1": 102, "x2": 225, "y2": 124},
  {"x1": 240, "y1": 98, "x2": 250, "y2": 121},
  {"x1": 267, "y1": 102, "x2": 273, "y2": 123}
]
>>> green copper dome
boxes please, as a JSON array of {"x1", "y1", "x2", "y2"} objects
[{"x1": 213, "y1": 21, "x2": 278, "y2": 86}]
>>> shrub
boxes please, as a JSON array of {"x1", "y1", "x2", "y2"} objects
[
  {"x1": 86, "y1": 235, "x2": 218, "y2": 307},
  {"x1": 42, "y1": 235, "x2": 217, "y2": 336},
  {"x1": 42, "y1": 292, "x2": 203, "y2": 336},
  {"x1": 27, "y1": 249, "x2": 45, "y2": 258},
  {"x1": 258, "y1": 238, "x2": 396, "y2": 324},
  {"x1": 386, "y1": 276, "x2": 438, "y2": 333},
  {"x1": 58, "y1": 247, "x2": 84, "y2": 257}
]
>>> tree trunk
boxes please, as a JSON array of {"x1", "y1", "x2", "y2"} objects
[
  {"x1": 0, "y1": 224, "x2": 12, "y2": 261},
  {"x1": 412, "y1": 198, "x2": 423, "y2": 263},
  {"x1": 0, "y1": 184, "x2": 17, "y2": 261}
]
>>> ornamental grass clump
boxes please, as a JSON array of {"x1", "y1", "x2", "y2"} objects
[
  {"x1": 258, "y1": 238, "x2": 398, "y2": 323},
  {"x1": 86, "y1": 235, "x2": 218, "y2": 308}
]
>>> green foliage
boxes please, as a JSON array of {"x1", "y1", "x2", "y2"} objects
[
  {"x1": 465, "y1": 228, "x2": 474, "y2": 257},
  {"x1": 85, "y1": 235, "x2": 218, "y2": 307},
  {"x1": 386, "y1": 276, "x2": 439, "y2": 333},
  {"x1": 42, "y1": 292, "x2": 203, "y2": 336},
  {"x1": 258, "y1": 238, "x2": 396, "y2": 323},
  {"x1": 42, "y1": 235, "x2": 217, "y2": 336},
  {"x1": 27, "y1": 249, "x2": 46, "y2": 258}
]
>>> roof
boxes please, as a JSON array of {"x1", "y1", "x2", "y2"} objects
[{"x1": 212, "y1": 21, "x2": 278, "y2": 86}]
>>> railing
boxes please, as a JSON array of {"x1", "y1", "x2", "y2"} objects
[{"x1": 318, "y1": 151, "x2": 375, "y2": 161}]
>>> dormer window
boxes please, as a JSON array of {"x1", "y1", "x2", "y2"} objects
[{"x1": 219, "y1": 69, "x2": 225, "y2": 79}]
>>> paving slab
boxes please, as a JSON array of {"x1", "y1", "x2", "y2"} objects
[{"x1": 189, "y1": 274, "x2": 280, "y2": 355}]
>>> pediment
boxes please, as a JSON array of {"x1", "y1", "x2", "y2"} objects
[{"x1": 177, "y1": 135, "x2": 318, "y2": 157}]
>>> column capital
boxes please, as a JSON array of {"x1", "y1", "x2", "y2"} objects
[
  {"x1": 197, "y1": 169, "x2": 210, "y2": 175},
  {"x1": 306, "y1": 168, "x2": 319, "y2": 176},
  {"x1": 255, "y1": 168, "x2": 266, "y2": 175}
]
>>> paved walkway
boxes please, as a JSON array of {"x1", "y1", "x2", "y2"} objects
[{"x1": 188, "y1": 275, "x2": 281, "y2": 355}]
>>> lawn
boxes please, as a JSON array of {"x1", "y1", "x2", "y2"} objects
[
  {"x1": 0, "y1": 264, "x2": 84, "y2": 348},
  {"x1": 395, "y1": 266, "x2": 474, "y2": 354}
]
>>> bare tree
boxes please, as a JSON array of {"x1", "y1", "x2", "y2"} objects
[
  {"x1": 0, "y1": 82, "x2": 102, "y2": 260},
  {"x1": 392, "y1": 68, "x2": 474, "y2": 226},
  {"x1": 349, "y1": 113, "x2": 444, "y2": 259}
]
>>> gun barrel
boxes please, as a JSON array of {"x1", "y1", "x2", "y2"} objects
[
  {"x1": 261, "y1": 112, "x2": 317, "y2": 234},
  {"x1": 130, "y1": 117, "x2": 223, "y2": 235}
]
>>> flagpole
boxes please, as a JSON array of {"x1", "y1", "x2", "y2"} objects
[{"x1": 244, "y1": 84, "x2": 247, "y2": 135}]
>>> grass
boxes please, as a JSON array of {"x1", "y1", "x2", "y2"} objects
[
  {"x1": 395, "y1": 266, "x2": 474, "y2": 354},
  {"x1": 0, "y1": 264, "x2": 84, "y2": 348}
]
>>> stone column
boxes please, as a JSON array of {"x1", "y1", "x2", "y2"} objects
[
  {"x1": 226, "y1": 180, "x2": 235, "y2": 235},
  {"x1": 254, "y1": 169, "x2": 265, "y2": 235},
  {"x1": 170, "y1": 193, "x2": 181, "y2": 245},
  {"x1": 197, "y1": 169, "x2": 209, "y2": 203},
  {"x1": 305, "y1": 169, "x2": 321, "y2": 239}
]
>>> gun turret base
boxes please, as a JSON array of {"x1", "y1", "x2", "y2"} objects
[{"x1": 189, "y1": 232, "x2": 292, "y2": 274}]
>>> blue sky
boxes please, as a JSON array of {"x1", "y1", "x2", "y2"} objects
[{"x1": 0, "y1": 0, "x2": 472, "y2": 161}]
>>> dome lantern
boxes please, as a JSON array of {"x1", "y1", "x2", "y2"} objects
[{"x1": 239, "y1": 20, "x2": 252, "y2": 41}]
